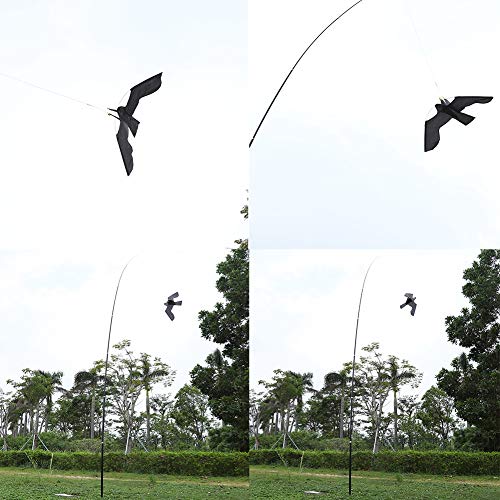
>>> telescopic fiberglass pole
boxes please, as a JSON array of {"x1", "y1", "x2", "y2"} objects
[
  {"x1": 100, "y1": 256, "x2": 135, "y2": 497},
  {"x1": 249, "y1": 0, "x2": 367, "y2": 148},
  {"x1": 348, "y1": 258, "x2": 376, "y2": 495}
]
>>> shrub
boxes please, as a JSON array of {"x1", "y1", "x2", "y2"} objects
[
  {"x1": 254, "y1": 432, "x2": 368, "y2": 451},
  {"x1": 249, "y1": 449, "x2": 500, "y2": 476},
  {"x1": 0, "y1": 450, "x2": 248, "y2": 476}
]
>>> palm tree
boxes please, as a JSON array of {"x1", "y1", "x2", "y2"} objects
[
  {"x1": 324, "y1": 368, "x2": 349, "y2": 438},
  {"x1": 138, "y1": 354, "x2": 173, "y2": 446},
  {"x1": 287, "y1": 371, "x2": 314, "y2": 431},
  {"x1": 74, "y1": 364, "x2": 104, "y2": 439},
  {"x1": 35, "y1": 370, "x2": 64, "y2": 433},
  {"x1": 387, "y1": 356, "x2": 419, "y2": 449}
]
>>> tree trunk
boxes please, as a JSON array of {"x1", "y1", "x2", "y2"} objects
[
  {"x1": 339, "y1": 394, "x2": 345, "y2": 439},
  {"x1": 90, "y1": 388, "x2": 95, "y2": 439},
  {"x1": 393, "y1": 387, "x2": 398, "y2": 450},
  {"x1": 372, "y1": 402, "x2": 384, "y2": 454},
  {"x1": 145, "y1": 387, "x2": 151, "y2": 445},
  {"x1": 32, "y1": 409, "x2": 40, "y2": 450}
]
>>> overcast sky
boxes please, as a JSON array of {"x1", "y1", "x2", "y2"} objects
[
  {"x1": 250, "y1": 0, "x2": 500, "y2": 248},
  {"x1": 0, "y1": 0, "x2": 247, "y2": 401},
  {"x1": 251, "y1": 249, "x2": 477, "y2": 404}
]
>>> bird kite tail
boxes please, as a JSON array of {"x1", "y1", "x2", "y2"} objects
[
  {"x1": 400, "y1": 304, "x2": 406, "y2": 309},
  {"x1": 454, "y1": 111, "x2": 475, "y2": 125}
]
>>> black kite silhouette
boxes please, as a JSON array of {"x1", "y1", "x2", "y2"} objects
[
  {"x1": 108, "y1": 73, "x2": 162, "y2": 175},
  {"x1": 400, "y1": 293, "x2": 417, "y2": 316},
  {"x1": 164, "y1": 292, "x2": 182, "y2": 321},
  {"x1": 424, "y1": 96, "x2": 493, "y2": 152}
]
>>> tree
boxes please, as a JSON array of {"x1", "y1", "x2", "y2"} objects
[
  {"x1": 437, "y1": 250, "x2": 500, "y2": 451},
  {"x1": 34, "y1": 370, "x2": 64, "y2": 433},
  {"x1": 190, "y1": 233, "x2": 249, "y2": 451},
  {"x1": 149, "y1": 394, "x2": 174, "y2": 449},
  {"x1": 107, "y1": 341, "x2": 148, "y2": 453},
  {"x1": 324, "y1": 368, "x2": 349, "y2": 438},
  {"x1": 171, "y1": 384, "x2": 212, "y2": 448},
  {"x1": 73, "y1": 362, "x2": 105, "y2": 439},
  {"x1": 355, "y1": 344, "x2": 391, "y2": 453},
  {"x1": 386, "y1": 356, "x2": 420, "y2": 449},
  {"x1": 418, "y1": 386, "x2": 456, "y2": 448},
  {"x1": 287, "y1": 371, "x2": 314, "y2": 431},
  {"x1": 397, "y1": 396, "x2": 422, "y2": 449},
  {"x1": 137, "y1": 353, "x2": 174, "y2": 446},
  {"x1": 7, "y1": 369, "x2": 56, "y2": 448}
]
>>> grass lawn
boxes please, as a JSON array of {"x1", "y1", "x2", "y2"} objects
[
  {"x1": 0, "y1": 467, "x2": 249, "y2": 499},
  {"x1": 250, "y1": 465, "x2": 500, "y2": 499}
]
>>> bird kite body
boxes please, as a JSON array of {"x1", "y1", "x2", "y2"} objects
[
  {"x1": 424, "y1": 96, "x2": 493, "y2": 152},
  {"x1": 400, "y1": 293, "x2": 417, "y2": 316},
  {"x1": 108, "y1": 72, "x2": 162, "y2": 175},
  {"x1": 164, "y1": 292, "x2": 182, "y2": 321}
]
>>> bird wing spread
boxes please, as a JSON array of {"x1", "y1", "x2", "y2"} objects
[
  {"x1": 125, "y1": 72, "x2": 163, "y2": 115},
  {"x1": 116, "y1": 121, "x2": 133, "y2": 176},
  {"x1": 166, "y1": 308, "x2": 175, "y2": 321},
  {"x1": 404, "y1": 293, "x2": 413, "y2": 298},
  {"x1": 168, "y1": 291, "x2": 179, "y2": 300},
  {"x1": 425, "y1": 112, "x2": 452, "y2": 152},
  {"x1": 449, "y1": 96, "x2": 493, "y2": 112}
]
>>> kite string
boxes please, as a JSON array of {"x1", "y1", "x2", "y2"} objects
[
  {"x1": 0, "y1": 70, "x2": 109, "y2": 113},
  {"x1": 403, "y1": 2, "x2": 441, "y2": 97}
]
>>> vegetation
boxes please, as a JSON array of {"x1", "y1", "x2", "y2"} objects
[
  {"x1": 437, "y1": 249, "x2": 500, "y2": 452},
  {"x1": 250, "y1": 465, "x2": 499, "y2": 499},
  {"x1": 191, "y1": 210, "x2": 249, "y2": 452},
  {"x1": 249, "y1": 450, "x2": 500, "y2": 475},
  {"x1": 0, "y1": 208, "x2": 249, "y2": 457},
  {"x1": 0, "y1": 450, "x2": 248, "y2": 476},
  {"x1": 251, "y1": 250, "x2": 500, "y2": 455},
  {"x1": 0, "y1": 341, "x2": 215, "y2": 454},
  {"x1": 0, "y1": 467, "x2": 248, "y2": 499}
]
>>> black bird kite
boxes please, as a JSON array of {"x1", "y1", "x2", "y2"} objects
[
  {"x1": 108, "y1": 73, "x2": 162, "y2": 175},
  {"x1": 164, "y1": 292, "x2": 182, "y2": 321},
  {"x1": 424, "y1": 96, "x2": 493, "y2": 152},
  {"x1": 400, "y1": 293, "x2": 417, "y2": 316}
]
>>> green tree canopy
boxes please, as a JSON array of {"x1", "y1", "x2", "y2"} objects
[
  {"x1": 437, "y1": 249, "x2": 500, "y2": 451},
  {"x1": 190, "y1": 235, "x2": 249, "y2": 451}
]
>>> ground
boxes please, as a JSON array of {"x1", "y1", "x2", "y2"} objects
[
  {"x1": 2, "y1": 465, "x2": 499, "y2": 498},
  {"x1": 0, "y1": 467, "x2": 249, "y2": 499},
  {"x1": 250, "y1": 465, "x2": 500, "y2": 499}
]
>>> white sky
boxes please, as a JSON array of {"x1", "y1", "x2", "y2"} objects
[
  {"x1": 0, "y1": 0, "x2": 247, "y2": 401},
  {"x1": 250, "y1": 0, "x2": 500, "y2": 248},
  {"x1": 251, "y1": 249, "x2": 478, "y2": 404}
]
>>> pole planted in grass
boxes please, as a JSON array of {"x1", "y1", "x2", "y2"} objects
[
  {"x1": 348, "y1": 258, "x2": 376, "y2": 495},
  {"x1": 100, "y1": 257, "x2": 135, "y2": 497}
]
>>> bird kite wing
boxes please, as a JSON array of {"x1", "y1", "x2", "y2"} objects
[
  {"x1": 174, "y1": 300, "x2": 182, "y2": 306},
  {"x1": 425, "y1": 111, "x2": 452, "y2": 152},
  {"x1": 125, "y1": 72, "x2": 163, "y2": 115},
  {"x1": 116, "y1": 121, "x2": 134, "y2": 176},
  {"x1": 168, "y1": 292, "x2": 179, "y2": 300},
  {"x1": 400, "y1": 303, "x2": 407, "y2": 309},
  {"x1": 449, "y1": 96, "x2": 493, "y2": 112},
  {"x1": 165, "y1": 307, "x2": 175, "y2": 321},
  {"x1": 404, "y1": 293, "x2": 413, "y2": 298},
  {"x1": 410, "y1": 303, "x2": 417, "y2": 316}
]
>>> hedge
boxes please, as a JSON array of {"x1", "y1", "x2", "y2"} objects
[
  {"x1": 249, "y1": 449, "x2": 500, "y2": 476},
  {"x1": 0, "y1": 450, "x2": 248, "y2": 477}
]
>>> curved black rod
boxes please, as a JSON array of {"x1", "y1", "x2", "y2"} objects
[
  {"x1": 100, "y1": 256, "x2": 135, "y2": 497},
  {"x1": 249, "y1": 0, "x2": 367, "y2": 148},
  {"x1": 348, "y1": 257, "x2": 376, "y2": 495}
]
